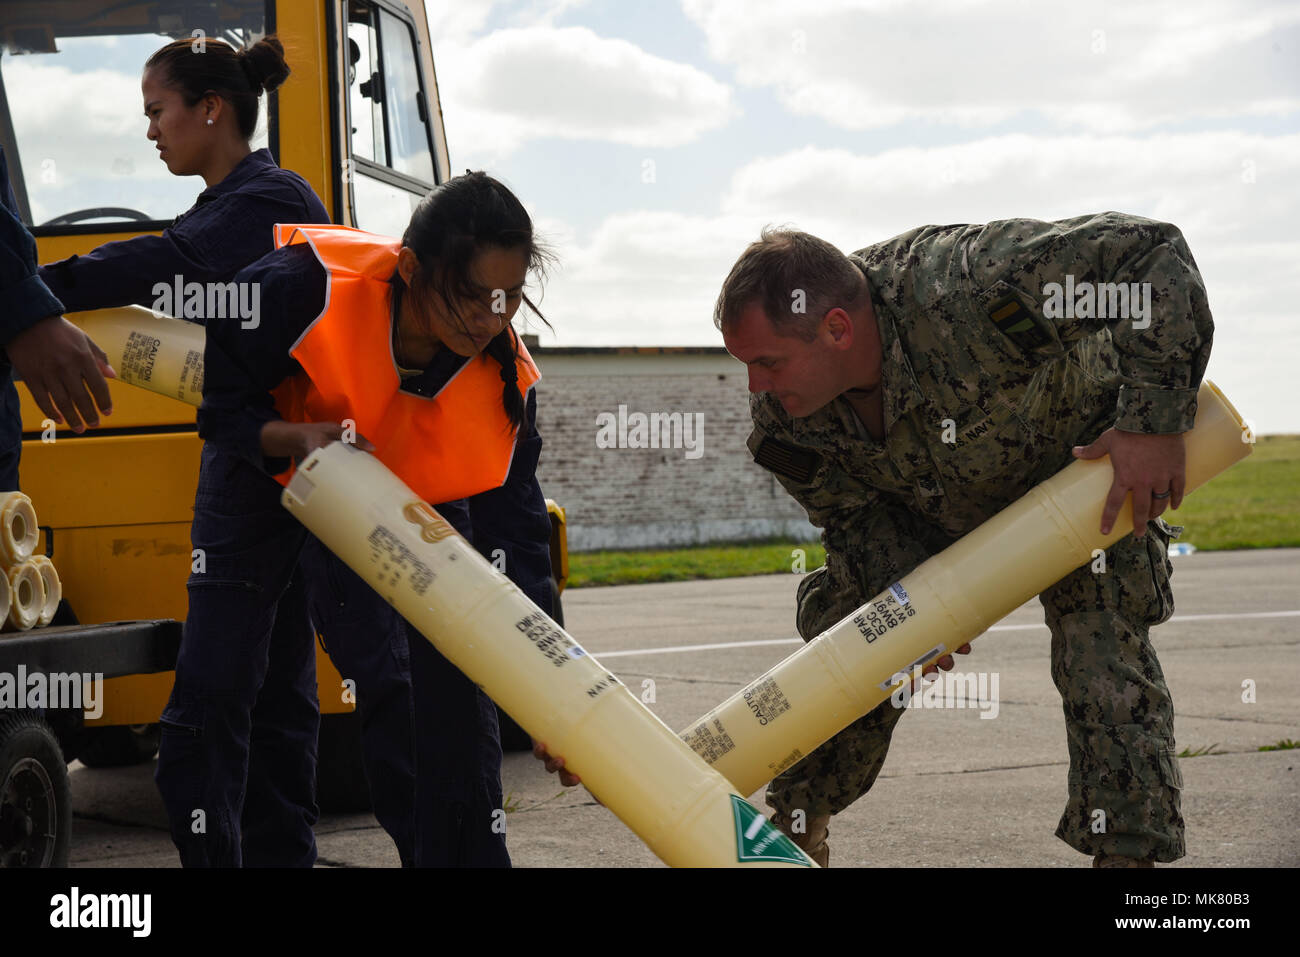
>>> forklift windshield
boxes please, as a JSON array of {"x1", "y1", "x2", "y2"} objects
[{"x1": 0, "y1": 0, "x2": 269, "y2": 231}]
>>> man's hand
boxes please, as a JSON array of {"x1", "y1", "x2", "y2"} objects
[
  {"x1": 7, "y1": 315, "x2": 115, "y2": 433},
  {"x1": 531, "y1": 739, "x2": 582, "y2": 788},
  {"x1": 921, "y1": 643, "x2": 972, "y2": 679},
  {"x1": 260, "y1": 420, "x2": 376, "y2": 461},
  {"x1": 1073, "y1": 428, "x2": 1186, "y2": 538}
]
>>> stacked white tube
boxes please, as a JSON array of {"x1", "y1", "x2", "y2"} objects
[{"x1": 0, "y1": 492, "x2": 62, "y2": 631}]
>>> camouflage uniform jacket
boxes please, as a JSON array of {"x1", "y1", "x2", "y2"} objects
[{"x1": 748, "y1": 212, "x2": 1214, "y2": 630}]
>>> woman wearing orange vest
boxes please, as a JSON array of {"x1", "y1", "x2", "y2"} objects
[{"x1": 156, "y1": 172, "x2": 555, "y2": 866}]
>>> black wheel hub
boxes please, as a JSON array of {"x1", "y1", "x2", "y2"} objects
[{"x1": 0, "y1": 758, "x2": 58, "y2": 867}]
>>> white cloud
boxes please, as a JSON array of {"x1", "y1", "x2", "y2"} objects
[
  {"x1": 431, "y1": 25, "x2": 737, "y2": 162},
  {"x1": 540, "y1": 130, "x2": 1299, "y2": 432},
  {"x1": 719, "y1": 132, "x2": 1300, "y2": 253},
  {"x1": 524, "y1": 209, "x2": 761, "y2": 344},
  {"x1": 426, "y1": 0, "x2": 596, "y2": 41},
  {"x1": 681, "y1": 0, "x2": 1300, "y2": 132},
  {"x1": 5, "y1": 58, "x2": 192, "y2": 223},
  {"x1": 426, "y1": 0, "x2": 508, "y2": 45}
]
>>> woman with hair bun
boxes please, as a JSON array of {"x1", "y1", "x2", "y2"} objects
[
  {"x1": 33, "y1": 35, "x2": 330, "y2": 867},
  {"x1": 38, "y1": 34, "x2": 327, "y2": 312}
]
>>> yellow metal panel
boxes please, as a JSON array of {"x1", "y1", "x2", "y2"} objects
[
  {"x1": 33, "y1": 523, "x2": 190, "y2": 625},
  {"x1": 20, "y1": 433, "x2": 201, "y2": 530},
  {"x1": 88, "y1": 649, "x2": 351, "y2": 726},
  {"x1": 545, "y1": 499, "x2": 569, "y2": 592},
  {"x1": 18, "y1": 379, "x2": 196, "y2": 433},
  {"x1": 85, "y1": 673, "x2": 175, "y2": 727},
  {"x1": 316, "y1": 645, "x2": 355, "y2": 716},
  {"x1": 275, "y1": 0, "x2": 335, "y2": 219},
  {"x1": 34, "y1": 231, "x2": 158, "y2": 266}
]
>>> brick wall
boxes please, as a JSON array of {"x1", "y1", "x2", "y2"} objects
[{"x1": 530, "y1": 348, "x2": 817, "y2": 552}]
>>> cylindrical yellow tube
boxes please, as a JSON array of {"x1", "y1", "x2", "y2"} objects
[
  {"x1": 281, "y1": 444, "x2": 814, "y2": 868},
  {"x1": 680, "y1": 381, "x2": 1254, "y2": 796},
  {"x1": 30, "y1": 556, "x2": 62, "y2": 628},
  {"x1": 71, "y1": 306, "x2": 205, "y2": 406},
  {"x1": 6, "y1": 561, "x2": 44, "y2": 631},
  {"x1": 1, "y1": 491, "x2": 39, "y2": 565}
]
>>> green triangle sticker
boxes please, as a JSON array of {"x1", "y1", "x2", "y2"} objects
[{"x1": 730, "y1": 795, "x2": 813, "y2": 866}]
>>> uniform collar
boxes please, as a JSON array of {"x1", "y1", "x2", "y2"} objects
[
  {"x1": 850, "y1": 255, "x2": 926, "y2": 432},
  {"x1": 196, "y1": 148, "x2": 276, "y2": 202}
]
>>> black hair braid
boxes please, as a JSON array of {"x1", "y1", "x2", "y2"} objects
[{"x1": 484, "y1": 328, "x2": 526, "y2": 433}]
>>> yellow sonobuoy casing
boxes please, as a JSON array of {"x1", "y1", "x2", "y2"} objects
[
  {"x1": 281, "y1": 444, "x2": 814, "y2": 868},
  {"x1": 74, "y1": 306, "x2": 206, "y2": 406},
  {"x1": 680, "y1": 381, "x2": 1253, "y2": 796}
]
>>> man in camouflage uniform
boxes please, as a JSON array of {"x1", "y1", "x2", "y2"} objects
[{"x1": 715, "y1": 212, "x2": 1213, "y2": 867}]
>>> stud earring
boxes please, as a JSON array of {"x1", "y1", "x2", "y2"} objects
[{"x1": 206, "y1": 118, "x2": 213, "y2": 126}]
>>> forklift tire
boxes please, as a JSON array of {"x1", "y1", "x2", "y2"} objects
[
  {"x1": 0, "y1": 712, "x2": 71, "y2": 867},
  {"x1": 77, "y1": 724, "x2": 161, "y2": 768},
  {"x1": 316, "y1": 711, "x2": 372, "y2": 813},
  {"x1": 495, "y1": 578, "x2": 565, "y2": 753}
]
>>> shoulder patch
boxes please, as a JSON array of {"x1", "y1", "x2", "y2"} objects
[
  {"x1": 988, "y1": 294, "x2": 1054, "y2": 351},
  {"x1": 753, "y1": 436, "x2": 821, "y2": 484}
]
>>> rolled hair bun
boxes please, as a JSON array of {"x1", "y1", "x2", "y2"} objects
[{"x1": 238, "y1": 36, "x2": 289, "y2": 94}]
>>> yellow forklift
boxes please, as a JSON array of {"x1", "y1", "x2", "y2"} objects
[{"x1": 0, "y1": 0, "x2": 567, "y2": 867}]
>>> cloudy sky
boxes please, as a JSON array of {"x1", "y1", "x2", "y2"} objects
[{"x1": 425, "y1": 0, "x2": 1299, "y2": 434}]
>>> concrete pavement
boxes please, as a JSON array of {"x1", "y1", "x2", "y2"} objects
[{"x1": 67, "y1": 548, "x2": 1300, "y2": 867}]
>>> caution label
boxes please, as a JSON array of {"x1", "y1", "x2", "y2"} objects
[
  {"x1": 121, "y1": 331, "x2": 162, "y2": 384},
  {"x1": 730, "y1": 796, "x2": 812, "y2": 866},
  {"x1": 681, "y1": 717, "x2": 734, "y2": 765},
  {"x1": 743, "y1": 675, "x2": 790, "y2": 727}
]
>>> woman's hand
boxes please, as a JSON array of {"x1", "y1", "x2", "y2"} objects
[{"x1": 260, "y1": 420, "x2": 375, "y2": 461}]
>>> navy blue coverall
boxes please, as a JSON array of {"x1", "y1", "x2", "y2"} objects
[
  {"x1": 36, "y1": 149, "x2": 333, "y2": 866},
  {"x1": 188, "y1": 241, "x2": 554, "y2": 866}
]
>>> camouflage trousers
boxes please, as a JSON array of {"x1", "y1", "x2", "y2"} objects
[{"x1": 766, "y1": 512, "x2": 1186, "y2": 863}]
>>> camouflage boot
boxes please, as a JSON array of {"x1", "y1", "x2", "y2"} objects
[
  {"x1": 771, "y1": 811, "x2": 831, "y2": 867},
  {"x1": 1094, "y1": 854, "x2": 1155, "y2": 868}
]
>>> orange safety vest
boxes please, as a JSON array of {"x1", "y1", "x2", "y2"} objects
[{"x1": 268, "y1": 223, "x2": 541, "y2": 503}]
